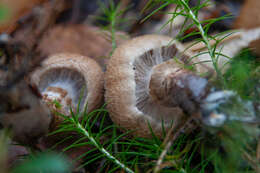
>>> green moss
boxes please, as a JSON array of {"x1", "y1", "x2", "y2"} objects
[{"x1": 224, "y1": 49, "x2": 259, "y2": 99}]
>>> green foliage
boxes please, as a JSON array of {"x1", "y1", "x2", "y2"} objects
[
  {"x1": 224, "y1": 49, "x2": 260, "y2": 98},
  {"x1": 11, "y1": 152, "x2": 71, "y2": 173},
  {"x1": 142, "y1": 0, "x2": 233, "y2": 86},
  {"x1": 209, "y1": 49, "x2": 260, "y2": 173},
  {"x1": 52, "y1": 99, "x2": 62, "y2": 109},
  {"x1": 0, "y1": 132, "x2": 70, "y2": 173},
  {"x1": 0, "y1": 131, "x2": 9, "y2": 173},
  {"x1": 50, "y1": 104, "x2": 135, "y2": 173},
  {"x1": 206, "y1": 122, "x2": 258, "y2": 172},
  {"x1": 96, "y1": 0, "x2": 129, "y2": 55},
  {"x1": 49, "y1": 99, "x2": 212, "y2": 173}
]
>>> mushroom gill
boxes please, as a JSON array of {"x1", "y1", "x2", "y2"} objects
[
  {"x1": 31, "y1": 53, "x2": 104, "y2": 115},
  {"x1": 38, "y1": 68, "x2": 87, "y2": 112},
  {"x1": 134, "y1": 45, "x2": 188, "y2": 123}
]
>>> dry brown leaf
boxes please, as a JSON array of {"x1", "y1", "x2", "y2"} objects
[
  {"x1": 0, "y1": 0, "x2": 46, "y2": 33},
  {"x1": 233, "y1": 0, "x2": 260, "y2": 29},
  {"x1": 233, "y1": 0, "x2": 260, "y2": 56}
]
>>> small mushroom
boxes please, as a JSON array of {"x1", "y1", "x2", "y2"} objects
[
  {"x1": 30, "y1": 53, "x2": 104, "y2": 116},
  {"x1": 105, "y1": 35, "x2": 211, "y2": 138}
]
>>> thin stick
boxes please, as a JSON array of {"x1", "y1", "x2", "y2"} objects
[
  {"x1": 257, "y1": 137, "x2": 260, "y2": 161},
  {"x1": 154, "y1": 116, "x2": 196, "y2": 173},
  {"x1": 242, "y1": 150, "x2": 260, "y2": 173}
]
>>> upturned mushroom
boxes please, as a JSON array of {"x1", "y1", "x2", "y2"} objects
[
  {"x1": 106, "y1": 33, "x2": 258, "y2": 139},
  {"x1": 105, "y1": 35, "x2": 217, "y2": 138},
  {"x1": 30, "y1": 53, "x2": 104, "y2": 117}
]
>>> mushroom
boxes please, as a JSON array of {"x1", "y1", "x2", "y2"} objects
[
  {"x1": 105, "y1": 35, "x2": 212, "y2": 138},
  {"x1": 36, "y1": 24, "x2": 128, "y2": 70},
  {"x1": 30, "y1": 53, "x2": 104, "y2": 117}
]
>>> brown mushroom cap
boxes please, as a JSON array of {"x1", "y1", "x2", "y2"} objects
[
  {"x1": 36, "y1": 25, "x2": 128, "y2": 69},
  {"x1": 30, "y1": 53, "x2": 104, "y2": 115},
  {"x1": 105, "y1": 35, "x2": 203, "y2": 138}
]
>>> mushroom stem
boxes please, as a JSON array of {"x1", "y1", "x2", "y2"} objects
[{"x1": 149, "y1": 60, "x2": 210, "y2": 115}]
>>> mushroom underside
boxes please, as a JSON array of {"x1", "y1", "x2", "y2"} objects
[
  {"x1": 133, "y1": 44, "x2": 189, "y2": 125},
  {"x1": 105, "y1": 35, "x2": 205, "y2": 137},
  {"x1": 38, "y1": 67, "x2": 88, "y2": 112}
]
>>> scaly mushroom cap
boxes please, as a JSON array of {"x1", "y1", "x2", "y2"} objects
[
  {"x1": 105, "y1": 35, "x2": 204, "y2": 138},
  {"x1": 31, "y1": 53, "x2": 104, "y2": 115}
]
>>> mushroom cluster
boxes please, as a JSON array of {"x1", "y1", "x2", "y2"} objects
[{"x1": 29, "y1": 34, "x2": 246, "y2": 139}]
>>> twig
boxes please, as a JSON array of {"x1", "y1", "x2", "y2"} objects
[
  {"x1": 257, "y1": 137, "x2": 260, "y2": 162},
  {"x1": 242, "y1": 150, "x2": 260, "y2": 173},
  {"x1": 76, "y1": 123, "x2": 134, "y2": 173},
  {"x1": 154, "y1": 116, "x2": 197, "y2": 173}
]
